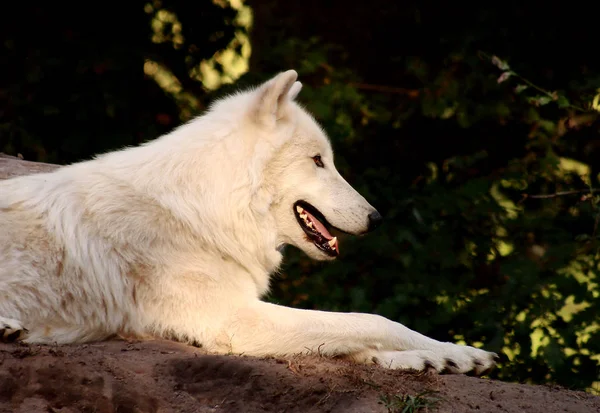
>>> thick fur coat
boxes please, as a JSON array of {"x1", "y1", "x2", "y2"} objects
[{"x1": 0, "y1": 71, "x2": 497, "y2": 374}]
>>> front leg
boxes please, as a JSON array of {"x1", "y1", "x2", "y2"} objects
[
  {"x1": 0, "y1": 316, "x2": 28, "y2": 343},
  {"x1": 221, "y1": 301, "x2": 497, "y2": 375}
]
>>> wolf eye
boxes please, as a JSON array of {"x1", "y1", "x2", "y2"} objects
[{"x1": 312, "y1": 155, "x2": 324, "y2": 168}]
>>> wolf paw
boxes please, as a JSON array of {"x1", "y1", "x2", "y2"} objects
[
  {"x1": 0, "y1": 317, "x2": 28, "y2": 343},
  {"x1": 373, "y1": 345, "x2": 498, "y2": 376}
]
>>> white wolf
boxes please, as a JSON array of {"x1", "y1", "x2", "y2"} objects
[{"x1": 0, "y1": 70, "x2": 497, "y2": 374}]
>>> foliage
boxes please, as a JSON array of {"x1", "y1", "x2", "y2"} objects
[
  {"x1": 0, "y1": 0, "x2": 244, "y2": 163},
  {"x1": 250, "y1": 7, "x2": 600, "y2": 392},
  {"x1": 379, "y1": 390, "x2": 442, "y2": 413},
  {"x1": 1, "y1": 1, "x2": 599, "y2": 392}
]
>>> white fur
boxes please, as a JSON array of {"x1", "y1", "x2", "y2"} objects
[{"x1": 0, "y1": 70, "x2": 497, "y2": 374}]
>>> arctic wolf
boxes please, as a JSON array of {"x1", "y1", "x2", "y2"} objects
[{"x1": 0, "y1": 70, "x2": 497, "y2": 374}]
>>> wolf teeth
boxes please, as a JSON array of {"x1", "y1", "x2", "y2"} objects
[
  {"x1": 300, "y1": 213, "x2": 308, "y2": 221},
  {"x1": 296, "y1": 206, "x2": 304, "y2": 213},
  {"x1": 328, "y1": 237, "x2": 337, "y2": 248},
  {"x1": 307, "y1": 222, "x2": 313, "y2": 228}
]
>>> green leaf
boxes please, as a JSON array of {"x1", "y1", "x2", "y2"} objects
[
  {"x1": 557, "y1": 95, "x2": 570, "y2": 108},
  {"x1": 528, "y1": 95, "x2": 552, "y2": 106},
  {"x1": 491, "y1": 55, "x2": 510, "y2": 71},
  {"x1": 497, "y1": 71, "x2": 512, "y2": 83},
  {"x1": 515, "y1": 84, "x2": 528, "y2": 94}
]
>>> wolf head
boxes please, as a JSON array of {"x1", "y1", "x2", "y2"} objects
[{"x1": 244, "y1": 70, "x2": 382, "y2": 261}]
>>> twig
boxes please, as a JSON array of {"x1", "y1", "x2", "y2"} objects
[
  {"x1": 479, "y1": 50, "x2": 590, "y2": 112},
  {"x1": 512, "y1": 73, "x2": 588, "y2": 112},
  {"x1": 521, "y1": 188, "x2": 600, "y2": 200},
  {"x1": 348, "y1": 82, "x2": 421, "y2": 97}
]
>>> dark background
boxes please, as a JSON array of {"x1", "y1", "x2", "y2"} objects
[{"x1": 1, "y1": 1, "x2": 599, "y2": 392}]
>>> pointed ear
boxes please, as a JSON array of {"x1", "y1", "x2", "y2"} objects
[
  {"x1": 288, "y1": 81, "x2": 302, "y2": 101},
  {"x1": 252, "y1": 70, "x2": 299, "y2": 127}
]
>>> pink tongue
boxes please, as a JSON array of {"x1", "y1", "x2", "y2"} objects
[{"x1": 304, "y1": 210, "x2": 333, "y2": 240}]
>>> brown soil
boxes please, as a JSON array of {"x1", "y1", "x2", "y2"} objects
[
  {"x1": 1, "y1": 339, "x2": 598, "y2": 413},
  {"x1": 0, "y1": 153, "x2": 59, "y2": 179}
]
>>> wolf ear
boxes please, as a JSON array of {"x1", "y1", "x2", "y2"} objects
[
  {"x1": 288, "y1": 81, "x2": 302, "y2": 100},
  {"x1": 253, "y1": 70, "x2": 300, "y2": 127}
]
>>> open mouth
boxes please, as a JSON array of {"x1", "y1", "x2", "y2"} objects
[{"x1": 293, "y1": 201, "x2": 339, "y2": 257}]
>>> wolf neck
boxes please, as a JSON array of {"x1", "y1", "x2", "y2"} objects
[{"x1": 82, "y1": 118, "x2": 285, "y2": 297}]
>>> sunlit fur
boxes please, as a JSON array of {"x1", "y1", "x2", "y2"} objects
[{"x1": 0, "y1": 71, "x2": 497, "y2": 373}]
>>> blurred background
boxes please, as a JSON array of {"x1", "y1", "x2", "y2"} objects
[{"x1": 1, "y1": 0, "x2": 598, "y2": 392}]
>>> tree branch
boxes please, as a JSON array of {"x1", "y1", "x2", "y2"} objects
[
  {"x1": 348, "y1": 82, "x2": 421, "y2": 97},
  {"x1": 521, "y1": 188, "x2": 600, "y2": 200}
]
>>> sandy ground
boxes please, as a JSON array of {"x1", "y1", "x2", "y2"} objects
[{"x1": 1, "y1": 339, "x2": 598, "y2": 413}]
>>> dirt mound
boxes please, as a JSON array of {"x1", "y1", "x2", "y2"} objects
[{"x1": 1, "y1": 340, "x2": 598, "y2": 413}]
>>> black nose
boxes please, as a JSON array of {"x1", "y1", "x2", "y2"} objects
[{"x1": 367, "y1": 210, "x2": 383, "y2": 232}]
